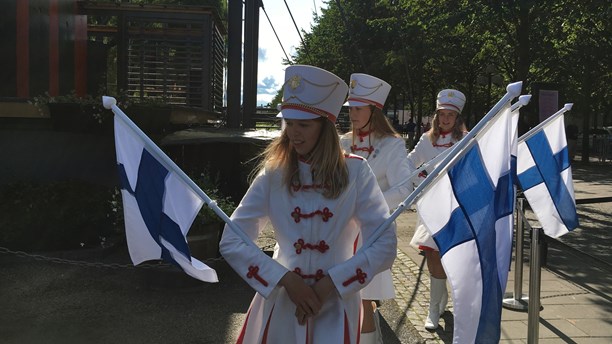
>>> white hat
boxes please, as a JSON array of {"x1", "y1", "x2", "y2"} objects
[
  {"x1": 277, "y1": 65, "x2": 348, "y2": 124},
  {"x1": 346, "y1": 73, "x2": 391, "y2": 109},
  {"x1": 436, "y1": 89, "x2": 466, "y2": 113}
]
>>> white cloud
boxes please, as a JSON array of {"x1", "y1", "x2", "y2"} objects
[{"x1": 256, "y1": 1, "x2": 326, "y2": 107}]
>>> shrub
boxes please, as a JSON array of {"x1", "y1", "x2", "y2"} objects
[{"x1": 0, "y1": 181, "x2": 118, "y2": 251}]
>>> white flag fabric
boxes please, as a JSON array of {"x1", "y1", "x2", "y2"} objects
[
  {"x1": 417, "y1": 104, "x2": 515, "y2": 343},
  {"x1": 114, "y1": 116, "x2": 218, "y2": 282},
  {"x1": 516, "y1": 113, "x2": 578, "y2": 238}
]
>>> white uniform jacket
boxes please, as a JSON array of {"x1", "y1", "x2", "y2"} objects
[
  {"x1": 340, "y1": 133, "x2": 411, "y2": 300},
  {"x1": 340, "y1": 133, "x2": 412, "y2": 210},
  {"x1": 220, "y1": 155, "x2": 397, "y2": 344},
  {"x1": 408, "y1": 132, "x2": 463, "y2": 249}
]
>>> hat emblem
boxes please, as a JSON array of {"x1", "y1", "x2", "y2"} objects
[
  {"x1": 350, "y1": 79, "x2": 357, "y2": 89},
  {"x1": 447, "y1": 91, "x2": 455, "y2": 97},
  {"x1": 289, "y1": 75, "x2": 302, "y2": 90}
]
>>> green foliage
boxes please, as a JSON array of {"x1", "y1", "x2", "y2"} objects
[
  {"x1": 29, "y1": 90, "x2": 111, "y2": 124},
  {"x1": 190, "y1": 169, "x2": 237, "y2": 225},
  {"x1": 0, "y1": 181, "x2": 118, "y2": 251},
  {"x1": 292, "y1": 0, "x2": 610, "y2": 131}
]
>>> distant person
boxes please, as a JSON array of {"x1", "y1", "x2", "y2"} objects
[
  {"x1": 220, "y1": 65, "x2": 397, "y2": 344},
  {"x1": 406, "y1": 118, "x2": 417, "y2": 149},
  {"x1": 565, "y1": 124, "x2": 579, "y2": 161},
  {"x1": 408, "y1": 89, "x2": 467, "y2": 330},
  {"x1": 340, "y1": 73, "x2": 412, "y2": 343}
]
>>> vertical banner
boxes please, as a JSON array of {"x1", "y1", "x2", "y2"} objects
[{"x1": 538, "y1": 89, "x2": 559, "y2": 122}]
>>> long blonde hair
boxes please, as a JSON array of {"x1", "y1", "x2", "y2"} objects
[
  {"x1": 427, "y1": 110, "x2": 467, "y2": 143},
  {"x1": 352, "y1": 105, "x2": 401, "y2": 138},
  {"x1": 254, "y1": 117, "x2": 349, "y2": 199}
]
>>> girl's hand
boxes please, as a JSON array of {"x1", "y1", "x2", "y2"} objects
[
  {"x1": 279, "y1": 271, "x2": 321, "y2": 325},
  {"x1": 313, "y1": 275, "x2": 336, "y2": 304}
]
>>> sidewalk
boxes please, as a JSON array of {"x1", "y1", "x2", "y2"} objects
[
  {"x1": 0, "y1": 162, "x2": 610, "y2": 343},
  {"x1": 388, "y1": 160, "x2": 612, "y2": 343}
]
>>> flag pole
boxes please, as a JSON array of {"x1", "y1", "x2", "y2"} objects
[
  {"x1": 358, "y1": 81, "x2": 523, "y2": 252},
  {"x1": 511, "y1": 95, "x2": 532, "y2": 112},
  {"x1": 103, "y1": 96, "x2": 259, "y2": 249},
  {"x1": 518, "y1": 103, "x2": 573, "y2": 143},
  {"x1": 502, "y1": 94, "x2": 532, "y2": 311}
]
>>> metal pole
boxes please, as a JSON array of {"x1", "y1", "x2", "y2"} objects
[
  {"x1": 242, "y1": 0, "x2": 261, "y2": 129},
  {"x1": 503, "y1": 197, "x2": 529, "y2": 311},
  {"x1": 527, "y1": 227, "x2": 542, "y2": 343},
  {"x1": 226, "y1": 0, "x2": 243, "y2": 128}
]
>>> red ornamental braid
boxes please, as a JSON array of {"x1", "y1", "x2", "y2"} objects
[
  {"x1": 293, "y1": 267, "x2": 325, "y2": 281},
  {"x1": 293, "y1": 239, "x2": 330, "y2": 254},
  {"x1": 342, "y1": 268, "x2": 367, "y2": 287},
  {"x1": 356, "y1": 129, "x2": 372, "y2": 142},
  {"x1": 246, "y1": 265, "x2": 268, "y2": 287},
  {"x1": 433, "y1": 142, "x2": 453, "y2": 148},
  {"x1": 350, "y1": 144, "x2": 375, "y2": 155},
  {"x1": 291, "y1": 207, "x2": 334, "y2": 223}
]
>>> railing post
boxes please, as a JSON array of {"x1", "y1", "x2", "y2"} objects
[
  {"x1": 503, "y1": 197, "x2": 529, "y2": 311},
  {"x1": 527, "y1": 227, "x2": 542, "y2": 344}
]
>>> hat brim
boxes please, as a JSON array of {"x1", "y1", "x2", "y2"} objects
[
  {"x1": 276, "y1": 108, "x2": 320, "y2": 120},
  {"x1": 345, "y1": 100, "x2": 370, "y2": 107},
  {"x1": 436, "y1": 105, "x2": 462, "y2": 113}
]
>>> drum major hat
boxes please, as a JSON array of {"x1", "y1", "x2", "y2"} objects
[
  {"x1": 436, "y1": 89, "x2": 466, "y2": 114},
  {"x1": 277, "y1": 65, "x2": 348, "y2": 124},
  {"x1": 346, "y1": 73, "x2": 391, "y2": 109}
]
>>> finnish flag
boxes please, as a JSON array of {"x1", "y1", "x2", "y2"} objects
[
  {"x1": 517, "y1": 112, "x2": 578, "y2": 238},
  {"x1": 417, "y1": 104, "x2": 515, "y2": 343},
  {"x1": 114, "y1": 115, "x2": 218, "y2": 282}
]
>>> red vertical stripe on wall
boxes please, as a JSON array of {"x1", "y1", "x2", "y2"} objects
[
  {"x1": 49, "y1": 0, "x2": 59, "y2": 96},
  {"x1": 16, "y1": 1, "x2": 29, "y2": 98},
  {"x1": 74, "y1": 10, "x2": 87, "y2": 97}
]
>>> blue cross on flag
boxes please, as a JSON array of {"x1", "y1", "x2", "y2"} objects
[
  {"x1": 517, "y1": 112, "x2": 578, "y2": 238},
  {"x1": 114, "y1": 115, "x2": 218, "y2": 282}
]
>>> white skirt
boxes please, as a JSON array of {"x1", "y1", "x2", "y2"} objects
[{"x1": 409, "y1": 222, "x2": 439, "y2": 251}]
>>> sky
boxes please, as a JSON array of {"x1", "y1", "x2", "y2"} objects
[{"x1": 255, "y1": 0, "x2": 327, "y2": 106}]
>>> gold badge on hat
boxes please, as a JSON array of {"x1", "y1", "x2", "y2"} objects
[
  {"x1": 448, "y1": 91, "x2": 455, "y2": 97},
  {"x1": 289, "y1": 75, "x2": 301, "y2": 90},
  {"x1": 350, "y1": 79, "x2": 357, "y2": 89}
]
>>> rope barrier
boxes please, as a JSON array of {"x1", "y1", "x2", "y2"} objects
[{"x1": 0, "y1": 243, "x2": 277, "y2": 271}]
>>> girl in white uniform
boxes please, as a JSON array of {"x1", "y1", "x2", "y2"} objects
[
  {"x1": 339, "y1": 73, "x2": 412, "y2": 343},
  {"x1": 408, "y1": 89, "x2": 467, "y2": 330},
  {"x1": 220, "y1": 65, "x2": 397, "y2": 344}
]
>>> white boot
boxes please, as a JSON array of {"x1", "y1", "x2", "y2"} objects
[
  {"x1": 424, "y1": 277, "x2": 447, "y2": 330},
  {"x1": 439, "y1": 282, "x2": 448, "y2": 315},
  {"x1": 360, "y1": 331, "x2": 377, "y2": 344}
]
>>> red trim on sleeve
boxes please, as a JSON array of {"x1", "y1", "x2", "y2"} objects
[
  {"x1": 246, "y1": 265, "x2": 269, "y2": 287},
  {"x1": 342, "y1": 269, "x2": 368, "y2": 287}
]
